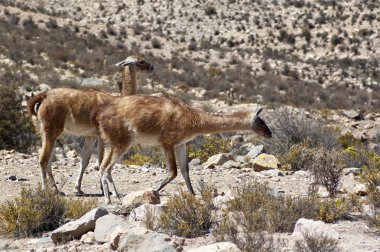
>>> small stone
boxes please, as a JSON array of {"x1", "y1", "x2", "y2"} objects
[
  {"x1": 7, "y1": 175, "x2": 17, "y2": 181},
  {"x1": 122, "y1": 190, "x2": 160, "y2": 207},
  {"x1": 203, "y1": 153, "x2": 234, "y2": 169},
  {"x1": 260, "y1": 169, "x2": 284, "y2": 177},
  {"x1": 221, "y1": 160, "x2": 241, "y2": 169},
  {"x1": 245, "y1": 145, "x2": 264, "y2": 160},
  {"x1": 343, "y1": 109, "x2": 362, "y2": 120},
  {"x1": 353, "y1": 183, "x2": 367, "y2": 196},
  {"x1": 188, "y1": 242, "x2": 241, "y2": 252},
  {"x1": 80, "y1": 231, "x2": 96, "y2": 244},
  {"x1": 343, "y1": 167, "x2": 362, "y2": 176}
]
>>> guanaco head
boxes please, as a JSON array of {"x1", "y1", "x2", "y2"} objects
[
  {"x1": 251, "y1": 108, "x2": 272, "y2": 138},
  {"x1": 115, "y1": 55, "x2": 154, "y2": 73}
]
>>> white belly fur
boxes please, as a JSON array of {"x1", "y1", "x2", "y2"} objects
[
  {"x1": 134, "y1": 133, "x2": 160, "y2": 146},
  {"x1": 64, "y1": 117, "x2": 97, "y2": 136}
]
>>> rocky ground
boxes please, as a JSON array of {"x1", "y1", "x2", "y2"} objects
[{"x1": 0, "y1": 100, "x2": 379, "y2": 251}]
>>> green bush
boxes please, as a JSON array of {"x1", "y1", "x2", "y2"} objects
[
  {"x1": 0, "y1": 186, "x2": 98, "y2": 238},
  {"x1": 0, "y1": 84, "x2": 37, "y2": 153}
]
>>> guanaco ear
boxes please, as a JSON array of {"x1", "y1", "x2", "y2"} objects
[
  {"x1": 115, "y1": 57, "x2": 137, "y2": 67},
  {"x1": 255, "y1": 107, "x2": 263, "y2": 118}
]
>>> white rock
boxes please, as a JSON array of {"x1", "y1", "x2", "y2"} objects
[
  {"x1": 51, "y1": 207, "x2": 108, "y2": 244},
  {"x1": 245, "y1": 145, "x2": 263, "y2": 160},
  {"x1": 94, "y1": 214, "x2": 132, "y2": 243},
  {"x1": 80, "y1": 231, "x2": 96, "y2": 244},
  {"x1": 122, "y1": 190, "x2": 160, "y2": 207},
  {"x1": 203, "y1": 153, "x2": 234, "y2": 169},
  {"x1": 221, "y1": 160, "x2": 241, "y2": 169},
  {"x1": 118, "y1": 230, "x2": 176, "y2": 252},
  {"x1": 188, "y1": 242, "x2": 241, "y2": 252},
  {"x1": 128, "y1": 203, "x2": 163, "y2": 223},
  {"x1": 293, "y1": 218, "x2": 340, "y2": 240}
]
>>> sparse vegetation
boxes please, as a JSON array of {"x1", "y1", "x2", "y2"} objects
[
  {"x1": 0, "y1": 186, "x2": 98, "y2": 238},
  {"x1": 309, "y1": 147, "x2": 344, "y2": 197},
  {"x1": 187, "y1": 135, "x2": 230, "y2": 163},
  {"x1": 294, "y1": 231, "x2": 339, "y2": 252},
  {"x1": 215, "y1": 181, "x2": 352, "y2": 250},
  {"x1": 159, "y1": 191, "x2": 213, "y2": 238},
  {"x1": 0, "y1": 84, "x2": 36, "y2": 153},
  {"x1": 123, "y1": 146, "x2": 163, "y2": 166},
  {"x1": 263, "y1": 108, "x2": 338, "y2": 156}
]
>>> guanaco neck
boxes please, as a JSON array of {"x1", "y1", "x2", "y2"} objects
[
  {"x1": 121, "y1": 65, "x2": 137, "y2": 96},
  {"x1": 190, "y1": 110, "x2": 253, "y2": 135}
]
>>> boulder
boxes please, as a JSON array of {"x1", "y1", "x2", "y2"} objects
[
  {"x1": 293, "y1": 218, "x2": 339, "y2": 240},
  {"x1": 252, "y1": 154, "x2": 280, "y2": 171},
  {"x1": 94, "y1": 214, "x2": 132, "y2": 243},
  {"x1": 245, "y1": 145, "x2": 263, "y2": 160},
  {"x1": 118, "y1": 230, "x2": 176, "y2": 252},
  {"x1": 203, "y1": 153, "x2": 234, "y2": 169},
  {"x1": 128, "y1": 203, "x2": 164, "y2": 223},
  {"x1": 188, "y1": 242, "x2": 241, "y2": 252},
  {"x1": 50, "y1": 207, "x2": 108, "y2": 244},
  {"x1": 122, "y1": 190, "x2": 160, "y2": 208}
]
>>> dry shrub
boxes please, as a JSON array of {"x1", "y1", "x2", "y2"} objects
[
  {"x1": 263, "y1": 108, "x2": 339, "y2": 156},
  {"x1": 280, "y1": 140, "x2": 314, "y2": 171},
  {"x1": 123, "y1": 145, "x2": 163, "y2": 166},
  {"x1": 0, "y1": 186, "x2": 65, "y2": 238},
  {"x1": 294, "y1": 231, "x2": 339, "y2": 252},
  {"x1": 159, "y1": 191, "x2": 213, "y2": 238},
  {"x1": 360, "y1": 153, "x2": 380, "y2": 209},
  {"x1": 215, "y1": 182, "x2": 352, "y2": 250},
  {"x1": 187, "y1": 135, "x2": 230, "y2": 163},
  {"x1": 64, "y1": 198, "x2": 98, "y2": 220},
  {"x1": 143, "y1": 206, "x2": 157, "y2": 230},
  {"x1": 0, "y1": 186, "x2": 99, "y2": 238},
  {"x1": 0, "y1": 84, "x2": 37, "y2": 153},
  {"x1": 309, "y1": 147, "x2": 344, "y2": 197}
]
